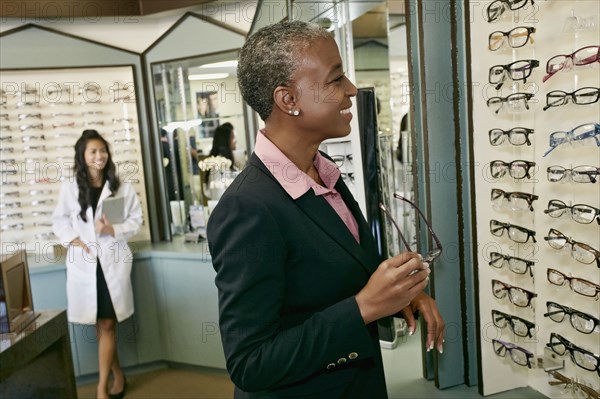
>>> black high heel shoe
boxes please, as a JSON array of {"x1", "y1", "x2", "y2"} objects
[{"x1": 108, "y1": 377, "x2": 127, "y2": 399}]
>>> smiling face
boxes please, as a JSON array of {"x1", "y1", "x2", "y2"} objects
[
  {"x1": 291, "y1": 37, "x2": 358, "y2": 141},
  {"x1": 84, "y1": 138, "x2": 108, "y2": 176}
]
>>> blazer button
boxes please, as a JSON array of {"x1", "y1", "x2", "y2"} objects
[
  {"x1": 326, "y1": 363, "x2": 336, "y2": 370},
  {"x1": 348, "y1": 352, "x2": 358, "y2": 360},
  {"x1": 337, "y1": 357, "x2": 347, "y2": 365}
]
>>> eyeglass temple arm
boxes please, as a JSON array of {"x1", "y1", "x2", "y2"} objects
[
  {"x1": 378, "y1": 203, "x2": 412, "y2": 252},
  {"x1": 393, "y1": 193, "x2": 443, "y2": 251}
]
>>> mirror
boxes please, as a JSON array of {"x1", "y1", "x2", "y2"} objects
[
  {"x1": 350, "y1": 0, "x2": 423, "y2": 378},
  {"x1": 151, "y1": 50, "x2": 248, "y2": 235}
]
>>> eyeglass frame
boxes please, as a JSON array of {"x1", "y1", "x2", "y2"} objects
[
  {"x1": 489, "y1": 127, "x2": 534, "y2": 146},
  {"x1": 544, "y1": 199, "x2": 600, "y2": 225},
  {"x1": 544, "y1": 228, "x2": 600, "y2": 267},
  {"x1": 543, "y1": 123, "x2": 600, "y2": 157},
  {"x1": 491, "y1": 279, "x2": 538, "y2": 308},
  {"x1": 490, "y1": 160, "x2": 536, "y2": 180},
  {"x1": 492, "y1": 338, "x2": 534, "y2": 368},
  {"x1": 546, "y1": 332, "x2": 600, "y2": 375},
  {"x1": 487, "y1": 92, "x2": 535, "y2": 114},
  {"x1": 489, "y1": 251, "x2": 535, "y2": 277},
  {"x1": 378, "y1": 193, "x2": 443, "y2": 263},
  {"x1": 490, "y1": 188, "x2": 538, "y2": 211},
  {"x1": 547, "y1": 165, "x2": 600, "y2": 184},
  {"x1": 543, "y1": 45, "x2": 600, "y2": 83},
  {"x1": 488, "y1": 26, "x2": 535, "y2": 51},
  {"x1": 485, "y1": 0, "x2": 536, "y2": 23},
  {"x1": 546, "y1": 268, "x2": 600, "y2": 299},
  {"x1": 547, "y1": 369, "x2": 600, "y2": 399},
  {"x1": 544, "y1": 301, "x2": 600, "y2": 335},
  {"x1": 330, "y1": 154, "x2": 353, "y2": 168},
  {"x1": 490, "y1": 220, "x2": 537, "y2": 243},
  {"x1": 488, "y1": 59, "x2": 539, "y2": 90},
  {"x1": 491, "y1": 309, "x2": 536, "y2": 338},
  {"x1": 543, "y1": 87, "x2": 600, "y2": 111}
]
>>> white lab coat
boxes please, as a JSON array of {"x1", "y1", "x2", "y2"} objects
[{"x1": 52, "y1": 180, "x2": 142, "y2": 324}]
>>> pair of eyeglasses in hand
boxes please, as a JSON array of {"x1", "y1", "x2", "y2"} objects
[{"x1": 379, "y1": 193, "x2": 442, "y2": 263}]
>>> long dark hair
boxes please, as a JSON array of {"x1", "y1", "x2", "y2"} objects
[
  {"x1": 74, "y1": 130, "x2": 120, "y2": 222},
  {"x1": 209, "y1": 122, "x2": 235, "y2": 168}
]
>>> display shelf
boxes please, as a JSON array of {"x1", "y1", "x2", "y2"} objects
[
  {"x1": 0, "y1": 66, "x2": 151, "y2": 255},
  {"x1": 468, "y1": 1, "x2": 600, "y2": 397}
]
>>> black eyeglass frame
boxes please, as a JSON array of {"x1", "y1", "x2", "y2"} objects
[
  {"x1": 490, "y1": 160, "x2": 536, "y2": 180},
  {"x1": 544, "y1": 199, "x2": 600, "y2": 225},
  {"x1": 544, "y1": 301, "x2": 600, "y2": 335},
  {"x1": 546, "y1": 332, "x2": 600, "y2": 375},
  {"x1": 488, "y1": 59, "x2": 540, "y2": 90},
  {"x1": 491, "y1": 309, "x2": 536, "y2": 338},
  {"x1": 543, "y1": 87, "x2": 600, "y2": 111},
  {"x1": 490, "y1": 220, "x2": 537, "y2": 243},
  {"x1": 491, "y1": 279, "x2": 538, "y2": 308},
  {"x1": 544, "y1": 228, "x2": 600, "y2": 267},
  {"x1": 378, "y1": 193, "x2": 443, "y2": 263},
  {"x1": 490, "y1": 188, "x2": 538, "y2": 211},
  {"x1": 488, "y1": 127, "x2": 534, "y2": 146},
  {"x1": 487, "y1": 92, "x2": 535, "y2": 114},
  {"x1": 489, "y1": 251, "x2": 535, "y2": 277},
  {"x1": 486, "y1": 0, "x2": 536, "y2": 23}
]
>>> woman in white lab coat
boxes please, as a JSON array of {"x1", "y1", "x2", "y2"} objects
[{"x1": 52, "y1": 129, "x2": 142, "y2": 399}]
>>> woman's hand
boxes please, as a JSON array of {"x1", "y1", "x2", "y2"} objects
[
  {"x1": 355, "y1": 252, "x2": 430, "y2": 325},
  {"x1": 400, "y1": 292, "x2": 445, "y2": 354},
  {"x1": 70, "y1": 237, "x2": 90, "y2": 254},
  {"x1": 95, "y1": 214, "x2": 115, "y2": 237}
]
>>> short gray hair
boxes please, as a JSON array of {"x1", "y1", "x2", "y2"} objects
[{"x1": 237, "y1": 20, "x2": 331, "y2": 121}]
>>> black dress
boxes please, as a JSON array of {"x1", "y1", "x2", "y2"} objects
[{"x1": 90, "y1": 187, "x2": 116, "y2": 320}]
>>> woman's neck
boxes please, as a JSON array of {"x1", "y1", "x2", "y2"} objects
[{"x1": 88, "y1": 172, "x2": 104, "y2": 188}]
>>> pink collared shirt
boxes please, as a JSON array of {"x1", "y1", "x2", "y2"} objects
[{"x1": 255, "y1": 130, "x2": 360, "y2": 243}]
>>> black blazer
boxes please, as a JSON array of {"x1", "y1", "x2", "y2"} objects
[{"x1": 208, "y1": 153, "x2": 388, "y2": 398}]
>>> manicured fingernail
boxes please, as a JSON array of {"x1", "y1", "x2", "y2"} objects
[
  {"x1": 438, "y1": 346, "x2": 444, "y2": 354},
  {"x1": 423, "y1": 262, "x2": 430, "y2": 268},
  {"x1": 429, "y1": 343, "x2": 434, "y2": 351},
  {"x1": 408, "y1": 328, "x2": 414, "y2": 336}
]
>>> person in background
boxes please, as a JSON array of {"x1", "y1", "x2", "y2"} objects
[
  {"x1": 208, "y1": 122, "x2": 237, "y2": 168},
  {"x1": 208, "y1": 20, "x2": 444, "y2": 398},
  {"x1": 52, "y1": 129, "x2": 142, "y2": 399}
]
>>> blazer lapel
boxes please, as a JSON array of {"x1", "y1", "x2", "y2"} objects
[
  {"x1": 249, "y1": 153, "x2": 378, "y2": 274},
  {"x1": 335, "y1": 179, "x2": 382, "y2": 266},
  {"x1": 295, "y1": 191, "x2": 376, "y2": 275}
]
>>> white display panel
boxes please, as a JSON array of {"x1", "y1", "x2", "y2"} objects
[
  {"x1": 0, "y1": 66, "x2": 151, "y2": 256},
  {"x1": 468, "y1": 1, "x2": 599, "y2": 397}
]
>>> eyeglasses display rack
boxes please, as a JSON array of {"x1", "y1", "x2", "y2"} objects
[
  {"x1": 0, "y1": 66, "x2": 151, "y2": 256},
  {"x1": 468, "y1": 0, "x2": 599, "y2": 397}
]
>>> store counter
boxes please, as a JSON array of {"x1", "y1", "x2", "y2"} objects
[
  {"x1": 25, "y1": 238, "x2": 225, "y2": 378},
  {"x1": 0, "y1": 310, "x2": 77, "y2": 399}
]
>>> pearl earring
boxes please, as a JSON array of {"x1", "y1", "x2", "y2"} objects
[{"x1": 293, "y1": 110, "x2": 299, "y2": 116}]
